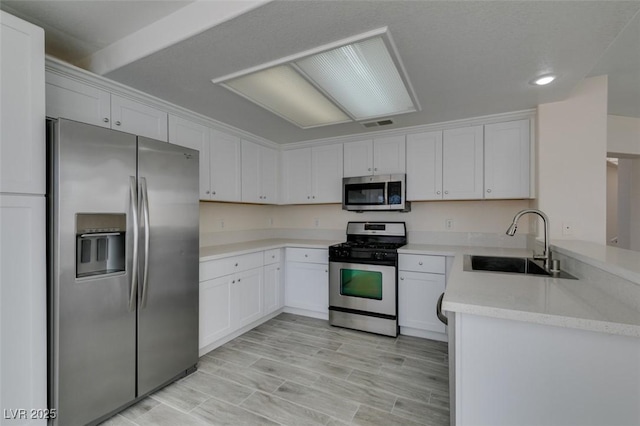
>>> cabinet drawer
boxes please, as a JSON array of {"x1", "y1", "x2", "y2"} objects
[
  {"x1": 286, "y1": 248, "x2": 328, "y2": 264},
  {"x1": 264, "y1": 248, "x2": 281, "y2": 265},
  {"x1": 399, "y1": 254, "x2": 445, "y2": 274},
  {"x1": 200, "y1": 252, "x2": 263, "y2": 281}
]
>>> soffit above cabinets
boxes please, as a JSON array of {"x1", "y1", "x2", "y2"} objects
[{"x1": 4, "y1": 0, "x2": 640, "y2": 144}]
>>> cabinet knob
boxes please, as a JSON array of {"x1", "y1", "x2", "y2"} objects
[
  {"x1": 307, "y1": 196, "x2": 311, "y2": 199},
  {"x1": 436, "y1": 191, "x2": 441, "y2": 195},
  {"x1": 277, "y1": 267, "x2": 280, "y2": 271},
  {"x1": 115, "y1": 121, "x2": 121, "y2": 126},
  {"x1": 206, "y1": 190, "x2": 210, "y2": 194},
  {"x1": 374, "y1": 168, "x2": 378, "y2": 171},
  {"x1": 312, "y1": 196, "x2": 315, "y2": 199},
  {"x1": 487, "y1": 189, "x2": 492, "y2": 193},
  {"x1": 400, "y1": 277, "x2": 404, "y2": 280},
  {"x1": 103, "y1": 118, "x2": 109, "y2": 123},
  {"x1": 272, "y1": 255, "x2": 275, "y2": 258},
  {"x1": 368, "y1": 168, "x2": 372, "y2": 171},
  {"x1": 213, "y1": 191, "x2": 216, "y2": 195},
  {"x1": 325, "y1": 270, "x2": 328, "y2": 273},
  {"x1": 235, "y1": 263, "x2": 238, "y2": 267},
  {"x1": 304, "y1": 254, "x2": 308, "y2": 258},
  {"x1": 238, "y1": 278, "x2": 241, "y2": 282},
  {"x1": 232, "y1": 280, "x2": 235, "y2": 283},
  {"x1": 419, "y1": 261, "x2": 423, "y2": 265},
  {"x1": 444, "y1": 190, "x2": 449, "y2": 195}
]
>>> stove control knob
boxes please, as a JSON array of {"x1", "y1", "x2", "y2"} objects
[{"x1": 374, "y1": 252, "x2": 386, "y2": 260}]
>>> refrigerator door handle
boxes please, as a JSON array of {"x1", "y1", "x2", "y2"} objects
[
  {"x1": 129, "y1": 176, "x2": 139, "y2": 312},
  {"x1": 140, "y1": 177, "x2": 151, "y2": 309}
]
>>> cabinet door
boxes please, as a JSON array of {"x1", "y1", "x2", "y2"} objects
[
  {"x1": 281, "y1": 148, "x2": 312, "y2": 204},
  {"x1": 168, "y1": 115, "x2": 210, "y2": 200},
  {"x1": 406, "y1": 131, "x2": 443, "y2": 200},
  {"x1": 343, "y1": 139, "x2": 373, "y2": 177},
  {"x1": 442, "y1": 126, "x2": 484, "y2": 199},
  {"x1": 1, "y1": 12, "x2": 45, "y2": 195},
  {"x1": 373, "y1": 135, "x2": 406, "y2": 174},
  {"x1": 263, "y1": 262, "x2": 282, "y2": 315},
  {"x1": 260, "y1": 146, "x2": 278, "y2": 203},
  {"x1": 199, "y1": 276, "x2": 233, "y2": 348},
  {"x1": 484, "y1": 119, "x2": 530, "y2": 199},
  {"x1": 232, "y1": 268, "x2": 263, "y2": 328},
  {"x1": 312, "y1": 144, "x2": 343, "y2": 203},
  {"x1": 285, "y1": 261, "x2": 328, "y2": 314},
  {"x1": 45, "y1": 72, "x2": 111, "y2": 128},
  {"x1": 0, "y1": 195, "x2": 46, "y2": 418},
  {"x1": 111, "y1": 94, "x2": 168, "y2": 141},
  {"x1": 241, "y1": 139, "x2": 261, "y2": 203},
  {"x1": 398, "y1": 271, "x2": 446, "y2": 333},
  {"x1": 210, "y1": 129, "x2": 241, "y2": 202}
]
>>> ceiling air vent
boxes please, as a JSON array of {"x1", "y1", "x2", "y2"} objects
[{"x1": 362, "y1": 119, "x2": 394, "y2": 128}]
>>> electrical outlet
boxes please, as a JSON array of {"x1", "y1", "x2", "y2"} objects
[
  {"x1": 268, "y1": 217, "x2": 273, "y2": 227},
  {"x1": 219, "y1": 219, "x2": 225, "y2": 229},
  {"x1": 314, "y1": 217, "x2": 320, "y2": 228},
  {"x1": 562, "y1": 222, "x2": 572, "y2": 236},
  {"x1": 445, "y1": 219, "x2": 454, "y2": 230}
]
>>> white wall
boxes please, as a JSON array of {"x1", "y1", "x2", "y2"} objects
[
  {"x1": 617, "y1": 158, "x2": 640, "y2": 251},
  {"x1": 608, "y1": 115, "x2": 640, "y2": 156},
  {"x1": 200, "y1": 199, "x2": 532, "y2": 246},
  {"x1": 536, "y1": 76, "x2": 608, "y2": 244},
  {"x1": 606, "y1": 161, "x2": 618, "y2": 246}
]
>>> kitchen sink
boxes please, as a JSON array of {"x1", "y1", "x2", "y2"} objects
[{"x1": 463, "y1": 255, "x2": 577, "y2": 279}]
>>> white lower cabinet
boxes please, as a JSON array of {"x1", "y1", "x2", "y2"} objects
[
  {"x1": 284, "y1": 248, "x2": 329, "y2": 318},
  {"x1": 263, "y1": 249, "x2": 283, "y2": 315},
  {"x1": 199, "y1": 248, "x2": 285, "y2": 353},
  {"x1": 398, "y1": 254, "x2": 448, "y2": 341},
  {"x1": 232, "y1": 268, "x2": 263, "y2": 328}
]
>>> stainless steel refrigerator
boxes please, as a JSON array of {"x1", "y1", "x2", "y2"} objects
[{"x1": 47, "y1": 119, "x2": 199, "y2": 426}]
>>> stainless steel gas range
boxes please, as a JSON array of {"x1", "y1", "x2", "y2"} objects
[{"x1": 328, "y1": 222, "x2": 407, "y2": 337}]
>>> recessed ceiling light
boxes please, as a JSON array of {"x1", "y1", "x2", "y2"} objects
[
  {"x1": 212, "y1": 28, "x2": 420, "y2": 129},
  {"x1": 532, "y1": 74, "x2": 556, "y2": 86}
]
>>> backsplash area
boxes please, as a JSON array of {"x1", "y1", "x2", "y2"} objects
[{"x1": 200, "y1": 199, "x2": 532, "y2": 248}]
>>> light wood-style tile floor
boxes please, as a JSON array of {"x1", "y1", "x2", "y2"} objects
[{"x1": 100, "y1": 313, "x2": 450, "y2": 426}]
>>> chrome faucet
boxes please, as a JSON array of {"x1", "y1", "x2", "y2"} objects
[{"x1": 506, "y1": 209, "x2": 552, "y2": 270}]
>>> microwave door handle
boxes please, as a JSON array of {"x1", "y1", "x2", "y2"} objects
[
  {"x1": 139, "y1": 177, "x2": 151, "y2": 309},
  {"x1": 128, "y1": 176, "x2": 139, "y2": 312}
]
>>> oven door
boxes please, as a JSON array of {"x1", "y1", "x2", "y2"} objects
[{"x1": 329, "y1": 261, "x2": 396, "y2": 317}]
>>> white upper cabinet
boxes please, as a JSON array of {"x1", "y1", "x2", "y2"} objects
[
  {"x1": 373, "y1": 135, "x2": 406, "y2": 175},
  {"x1": 484, "y1": 119, "x2": 530, "y2": 199},
  {"x1": 111, "y1": 95, "x2": 168, "y2": 141},
  {"x1": 343, "y1": 139, "x2": 373, "y2": 177},
  {"x1": 281, "y1": 148, "x2": 313, "y2": 204},
  {"x1": 241, "y1": 140, "x2": 278, "y2": 204},
  {"x1": 1, "y1": 12, "x2": 45, "y2": 195},
  {"x1": 343, "y1": 136, "x2": 405, "y2": 177},
  {"x1": 168, "y1": 115, "x2": 210, "y2": 199},
  {"x1": 442, "y1": 126, "x2": 484, "y2": 200},
  {"x1": 45, "y1": 72, "x2": 168, "y2": 141},
  {"x1": 210, "y1": 129, "x2": 241, "y2": 202},
  {"x1": 46, "y1": 72, "x2": 111, "y2": 129},
  {"x1": 311, "y1": 144, "x2": 343, "y2": 203},
  {"x1": 406, "y1": 131, "x2": 443, "y2": 200},
  {"x1": 282, "y1": 144, "x2": 343, "y2": 204}
]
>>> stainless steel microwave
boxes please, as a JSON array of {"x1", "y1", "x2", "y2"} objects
[{"x1": 342, "y1": 174, "x2": 411, "y2": 212}]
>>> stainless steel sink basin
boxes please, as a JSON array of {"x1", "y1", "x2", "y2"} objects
[{"x1": 463, "y1": 255, "x2": 577, "y2": 279}]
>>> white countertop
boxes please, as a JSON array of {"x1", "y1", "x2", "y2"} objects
[
  {"x1": 200, "y1": 238, "x2": 640, "y2": 338},
  {"x1": 200, "y1": 238, "x2": 341, "y2": 262},
  {"x1": 437, "y1": 245, "x2": 640, "y2": 338}
]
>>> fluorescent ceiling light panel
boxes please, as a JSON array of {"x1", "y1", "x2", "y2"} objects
[
  {"x1": 215, "y1": 29, "x2": 419, "y2": 128},
  {"x1": 223, "y1": 65, "x2": 351, "y2": 128},
  {"x1": 295, "y1": 37, "x2": 416, "y2": 120}
]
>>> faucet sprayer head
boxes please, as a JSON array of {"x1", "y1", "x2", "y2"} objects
[{"x1": 506, "y1": 222, "x2": 518, "y2": 236}]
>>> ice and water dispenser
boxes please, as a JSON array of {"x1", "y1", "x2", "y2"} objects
[{"x1": 76, "y1": 213, "x2": 126, "y2": 278}]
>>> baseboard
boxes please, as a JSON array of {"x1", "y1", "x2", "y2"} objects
[
  {"x1": 400, "y1": 326, "x2": 448, "y2": 342},
  {"x1": 282, "y1": 306, "x2": 329, "y2": 320}
]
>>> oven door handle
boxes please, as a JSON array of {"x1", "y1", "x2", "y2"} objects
[{"x1": 436, "y1": 293, "x2": 448, "y2": 326}]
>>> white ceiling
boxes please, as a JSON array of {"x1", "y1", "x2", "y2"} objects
[{"x1": 3, "y1": 1, "x2": 640, "y2": 144}]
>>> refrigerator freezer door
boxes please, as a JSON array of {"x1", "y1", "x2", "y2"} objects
[
  {"x1": 51, "y1": 120, "x2": 137, "y2": 426},
  {"x1": 136, "y1": 137, "x2": 199, "y2": 396}
]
